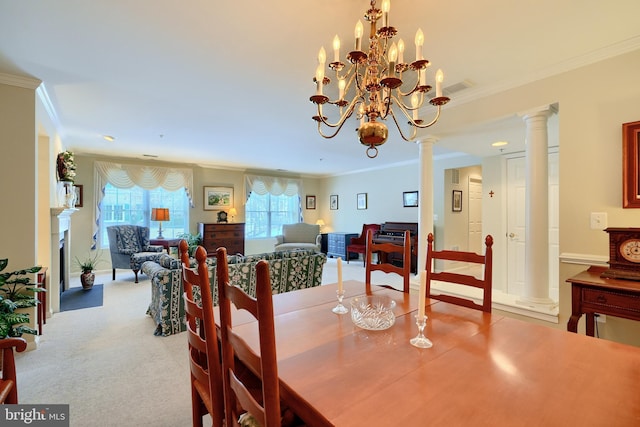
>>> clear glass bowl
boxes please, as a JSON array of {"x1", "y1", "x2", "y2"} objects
[{"x1": 350, "y1": 295, "x2": 396, "y2": 330}]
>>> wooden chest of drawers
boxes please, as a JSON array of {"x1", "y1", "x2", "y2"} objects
[{"x1": 198, "y1": 223, "x2": 245, "y2": 256}]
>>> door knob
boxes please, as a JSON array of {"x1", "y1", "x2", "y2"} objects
[{"x1": 508, "y1": 233, "x2": 516, "y2": 238}]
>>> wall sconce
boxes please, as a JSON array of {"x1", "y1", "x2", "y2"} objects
[{"x1": 151, "y1": 207, "x2": 170, "y2": 239}]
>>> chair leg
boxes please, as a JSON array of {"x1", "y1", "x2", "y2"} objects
[
  {"x1": 133, "y1": 269, "x2": 139, "y2": 283},
  {"x1": 112, "y1": 269, "x2": 116, "y2": 280}
]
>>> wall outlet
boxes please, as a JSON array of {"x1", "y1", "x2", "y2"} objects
[{"x1": 590, "y1": 212, "x2": 607, "y2": 230}]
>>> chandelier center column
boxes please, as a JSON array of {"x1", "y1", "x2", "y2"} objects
[
  {"x1": 417, "y1": 136, "x2": 438, "y2": 281},
  {"x1": 520, "y1": 106, "x2": 555, "y2": 306}
]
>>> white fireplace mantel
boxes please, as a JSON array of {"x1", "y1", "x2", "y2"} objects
[{"x1": 50, "y1": 207, "x2": 78, "y2": 314}]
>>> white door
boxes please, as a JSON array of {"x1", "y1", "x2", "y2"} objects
[
  {"x1": 506, "y1": 153, "x2": 559, "y2": 299},
  {"x1": 468, "y1": 177, "x2": 483, "y2": 254}
]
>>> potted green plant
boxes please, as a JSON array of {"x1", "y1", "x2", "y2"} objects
[
  {"x1": 0, "y1": 259, "x2": 42, "y2": 339},
  {"x1": 74, "y1": 251, "x2": 102, "y2": 290},
  {"x1": 177, "y1": 232, "x2": 202, "y2": 257}
]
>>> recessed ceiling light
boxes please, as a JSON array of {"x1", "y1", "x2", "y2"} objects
[
  {"x1": 103, "y1": 135, "x2": 115, "y2": 142},
  {"x1": 492, "y1": 141, "x2": 508, "y2": 147}
]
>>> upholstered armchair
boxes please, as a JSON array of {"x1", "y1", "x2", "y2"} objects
[
  {"x1": 107, "y1": 225, "x2": 163, "y2": 283},
  {"x1": 346, "y1": 223, "x2": 381, "y2": 265},
  {"x1": 274, "y1": 223, "x2": 321, "y2": 252}
]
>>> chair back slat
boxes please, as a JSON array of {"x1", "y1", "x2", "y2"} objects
[{"x1": 425, "y1": 233, "x2": 494, "y2": 313}]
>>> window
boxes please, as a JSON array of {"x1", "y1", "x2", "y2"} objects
[
  {"x1": 245, "y1": 193, "x2": 300, "y2": 238},
  {"x1": 99, "y1": 183, "x2": 189, "y2": 248}
]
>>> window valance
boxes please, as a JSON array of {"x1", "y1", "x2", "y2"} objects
[{"x1": 244, "y1": 174, "x2": 302, "y2": 199}]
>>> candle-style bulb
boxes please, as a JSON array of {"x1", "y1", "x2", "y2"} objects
[
  {"x1": 338, "y1": 77, "x2": 346, "y2": 100},
  {"x1": 333, "y1": 35, "x2": 341, "y2": 62},
  {"x1": 411, "y1": 92, "x2": 420, "y2": 120},
  {"x1": 381, "y1": 0, "x2": 391, "y2": 27},
  {"x1": 397, "y1": 38, "x2": 405, "y2": 64},
  {"x1": 315, "y1": 65, "x2": 324, "y2": 95},
  {"x1": 415, "y1": 28, "x2": 424, "y2": 61},
  {"x1": 318, "y1": 46, "x2": 326, "y2": 65},
  {"x1": 388, "y1": 42, "x2": 398, "y2": 77},
  {"x1": 354, "y1": 20, "x2": 364, "y2": 51},
  {"x1": 435, "y1": 69, "x2": 444, "y2": 97}
]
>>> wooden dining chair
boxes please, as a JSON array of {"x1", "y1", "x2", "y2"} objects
[
  {"x1": 365, "y1": 228, "x2": 411, "y2": 293},
  {"x1": 182, "y1": 243, "x2": 225, "y2": 427},
  {"x1": 425, "y1": 232, "x2": 494, "y2": 312},
  {"x1": 216, "y1": 247, "x2": 284, "y2": 427},
  {"x1": 0, "y1": 337, "x2": 27, "y2": 404}
]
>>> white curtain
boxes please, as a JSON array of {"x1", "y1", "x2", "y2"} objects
[{"x1": 92, "y1": 161, "x2": 194, "y2": 248}]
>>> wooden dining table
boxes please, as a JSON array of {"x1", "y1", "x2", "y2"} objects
[{"x1": 217, "y1": 280, "x2": 640, "y2": 426}]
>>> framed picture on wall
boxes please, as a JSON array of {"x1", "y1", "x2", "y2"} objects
[
  {"x1": 306, "y1": 195, "x2": 316, "y2": 209},
  {"x1": 204, "y1": 186, "x2": 233, "y2": 210},
  {"x1": 330, "y1": 194, "x2": 339, "y2": 210},
  {"x1": 403, "y1": 191, "x2": 418, "y2": 207},
  {"x1": 623, "y1": 120, "x2": 640, "y2": 208},
  {"x1": 357, "y1": 193, "x2": 367, "y2": 210},
  {"x1": 452, "y1": 190, "x2": 463, "y2": 212}
]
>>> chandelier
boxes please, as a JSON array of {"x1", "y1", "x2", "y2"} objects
[{"x1": 310, "y1": 0, "x2": 450, "y2": 158}]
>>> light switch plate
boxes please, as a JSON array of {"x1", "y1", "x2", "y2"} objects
[{"x1": 590, "y1": 212, "x2": 607, "y2": 230}]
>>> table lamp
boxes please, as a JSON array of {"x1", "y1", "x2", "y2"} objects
[
  {"x1": 151, "y1": 208, "x2": 170, "y2": 239},
  {"x1": 228, "y1": 207, "x2": 237, "y2": 222},
  {"x1": 315, "y1": 219, "x2": 325, "y2": 232}
]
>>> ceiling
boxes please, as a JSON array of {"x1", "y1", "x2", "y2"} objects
[{"x1": 1, "y1": 0, "x2": 639, "y2": 176}]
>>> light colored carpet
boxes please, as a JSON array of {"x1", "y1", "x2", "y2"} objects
[{"x1": 15, "y1": 256, "x2": 414, "y2": 426}]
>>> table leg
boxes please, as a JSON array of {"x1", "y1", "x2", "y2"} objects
[
  {"x1": 585, "y1": 312, "x2": 595, "y2": 337},
  {"x1": 567, "y1": 284, "x2": 582, "y2": 333}
]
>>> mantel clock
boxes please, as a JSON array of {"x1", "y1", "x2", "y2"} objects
[{"x1": 601, "y1": 227, "x2": 640, "y2": 281}]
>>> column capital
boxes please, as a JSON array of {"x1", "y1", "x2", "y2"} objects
[
  {"x1": 518, "y1": 104, "x2": 556, "y2": 121},
  {"x1": 416, "y1": 135, "x2": 439, "y2": 145}
]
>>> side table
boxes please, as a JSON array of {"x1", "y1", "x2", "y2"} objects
[
  {"x1": 566, "y1": 265, "x2": 640, "y2": 336},
  {"x1": 149, "y1": 238, "x2": 182, "y2": 254}
]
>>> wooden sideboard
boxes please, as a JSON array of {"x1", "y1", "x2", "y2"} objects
[
  {"x1": 197, "y1": 222, "x2": 245, "y2": 256},
  {"x1": 566, "y1": 266, "x2": 640, "y2": 336}
]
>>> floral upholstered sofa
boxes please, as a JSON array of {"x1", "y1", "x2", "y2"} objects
[{"x1": 142, "y1": 249, "x2": 327, "y2": 336}]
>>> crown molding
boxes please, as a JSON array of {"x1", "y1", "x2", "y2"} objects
[{"x1": 0, "y1": 72, "x2": 41, "y2": 89}]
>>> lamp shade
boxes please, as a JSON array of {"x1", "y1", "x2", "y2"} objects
[
  {"x1": 315, "y1": 219, "x2": 325, "y2": 227},
  {"x1": 151, "y1": 208, "x2": 170, "y2": 222},
  {"x1": 228, "y1": 207, "x2": 237, "y2": 216}
]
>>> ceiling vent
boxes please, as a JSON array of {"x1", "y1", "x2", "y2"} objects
[
  {"x1": 451, "y1": 169, "x2": 460, "y2": 185},
  {"x1": 443, "y1": 79, "x2": 474, "y2": 97}
]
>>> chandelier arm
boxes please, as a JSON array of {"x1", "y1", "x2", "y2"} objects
[
  {"x1": 412, "y1": 104, "x2": 443, "y2": 129},
  {"x1": 315, "y1": 96, "x2": 360, "y2": 131},
  {"x1": 388, "y1": 108, "x2": 418, "y2": 142}
]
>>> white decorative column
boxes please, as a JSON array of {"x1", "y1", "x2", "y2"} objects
[
  {"x1": 50, "y1": 208, "x2": 77, "y2": 313},
  {"x1": 520, "y1": 106, "x2": 554, "y2": 306},
  {"x1": 416, "y1": 136, "x2": 438, "y2": 285}
]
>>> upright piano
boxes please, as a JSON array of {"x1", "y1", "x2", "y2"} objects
[{"x1": 373, "y1": 222, "x2": 418, "y2": 274}]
